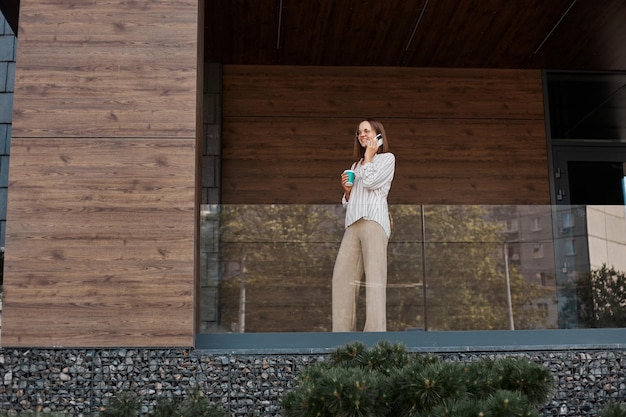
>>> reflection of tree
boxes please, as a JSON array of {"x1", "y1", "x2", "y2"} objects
[
  {"x1": 573, "y1": 264, "x2": 626, "y2": 328},
  {"x1": 216, "y1": 205, "x2": 552, "y2": 333},
  {"x1": 218, "y1": 205, "x2": 342, "y2": 332},
  {"x1": 386, "y1": 205, "x2": 426, "y2": 331},
  {"x1": 396, "y1": 206, "x2": 551, "y2": 331}
]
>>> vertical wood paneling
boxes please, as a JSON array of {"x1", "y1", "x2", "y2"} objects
[
  {"x1": 221, "y1": 65, "x2": 550, "y2": 205},
  {"x1": 3, "y1": 0, "x2": 199, "y2": 347}
]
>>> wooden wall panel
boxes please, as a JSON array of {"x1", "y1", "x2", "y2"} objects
[
  {"x1": 221, "y1": 65, "x2": 549, "y2": 205},
  {"x1": 223, "y1": 66, "x2": 544, "y2": 119},
  {"x1": 3, "y1": 139, "x2": 196, "y2": 347},
  {"x1": 11, "y1": 0, "x2": 198, "y2": 138},
  {"x1": 3, "y1": 0, "x2": 199, "y2": 347}
]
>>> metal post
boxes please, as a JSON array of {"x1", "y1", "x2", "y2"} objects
[
  {"x1": 503, "y1": 242, "x2": 515, "y2": 330},
  {"x1": 238, "y1": 255, "x2": 246, "y2": 333},
  {"x1": 421, "y1": 205, "x2": 428, "y2": 331}
]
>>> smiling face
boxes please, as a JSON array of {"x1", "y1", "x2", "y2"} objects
[{"x1": 355, "y1": 121, "x2": 376, "y2": 148}]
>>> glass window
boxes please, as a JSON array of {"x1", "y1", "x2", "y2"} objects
[
  {"x1": 531, "y1": 217, "x2": 542, "y2": 232},
  {"x1": 562, "y1": 212, "x2": 574, "y2": 229}
]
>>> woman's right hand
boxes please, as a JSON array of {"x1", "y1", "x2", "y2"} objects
[{"x1": 341, "y1": 171, "x2": 352, "y2": 199}]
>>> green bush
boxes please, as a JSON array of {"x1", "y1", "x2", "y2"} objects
[
  {"x1": 599, "y1": 403, "x2": 626, "y2": 417},
  {"x1": 100, "y1": 392, "x2": 140, "y2": 417},
  {"x1": 575, "y1": 264, "x2": 626, "y2": 328},
  {"x1": 281, "y1": 341, "x2": 554, "y2": 417},
  {"x1": 100, "y1": 389, "x2": 230, "y2": 417}
]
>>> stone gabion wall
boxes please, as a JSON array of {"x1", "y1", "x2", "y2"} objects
[{"x1": 0, "y1": 347, "x2": 624, "y2": 416}]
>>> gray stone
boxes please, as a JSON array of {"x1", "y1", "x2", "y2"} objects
[{"x1": 0, "y1": 348, "x2": 624, "y2": 416}]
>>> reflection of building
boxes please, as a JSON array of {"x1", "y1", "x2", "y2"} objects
[
  {"x1": 492, "y1": 204, "x2": 626, "y2": 329},
  {"x1": 553, "y1": 205, "x2": 590, "y2": 328},
  {"x1": 518, "y1": 206, "x2": 559, "y2": 328},
  {"x1": 549, "y1": 205, "x2": 626, "y2": 328},
  {"x1": 493, "y1": 206, "x2": 559, "y2": 328},
  {"x1": 586, "y1": 206, "x2": 626, "y2": 271}
]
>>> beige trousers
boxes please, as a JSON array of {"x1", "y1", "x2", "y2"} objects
[{"x1": 332, "y1": 219, "x2": 388, "y2": 332}]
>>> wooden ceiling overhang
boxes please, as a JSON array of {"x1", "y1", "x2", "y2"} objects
[
  {"x1": 3, "y1": 0, "x2": 624, "y2": 70},
  {"x1": 204, "y1": 0, "x2": 626, "y2": 71}
]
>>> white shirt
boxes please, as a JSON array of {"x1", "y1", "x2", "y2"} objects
[{"x1": 342, "y1": 152, "x2": 395, "y2": 238}]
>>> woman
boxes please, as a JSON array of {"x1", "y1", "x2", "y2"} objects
[{"x1": 332, "y1": 118, "x2": 395, "y2": 332}]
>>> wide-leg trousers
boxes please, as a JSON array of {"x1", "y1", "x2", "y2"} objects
[{"x1": 332, "y1": 219, "x2": 388, "y2": 332}]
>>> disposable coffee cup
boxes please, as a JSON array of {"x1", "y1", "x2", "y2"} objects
[{"x1": 344, "y1": 169, "x2": 355, "y2": 186}]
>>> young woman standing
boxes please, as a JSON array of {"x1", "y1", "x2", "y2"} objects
[{"x1": 332, "y1": 118, "x2": 395, "y2": 332}]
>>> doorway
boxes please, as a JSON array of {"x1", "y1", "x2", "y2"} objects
[
  {"x1": 546, "y1": 70, "x2": 626, "y2": 205},
  {"x1": 545, "y1": 70, "x2": 626, "y2": 328},
  {"x1": 552, "y1": 147, "x2": 626, "y2": 205}
]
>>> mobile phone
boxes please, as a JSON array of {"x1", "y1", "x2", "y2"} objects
[{"x1": 376, "y1": 133, "x2": 383, "y2": 147}]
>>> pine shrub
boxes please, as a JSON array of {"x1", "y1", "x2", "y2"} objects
[
  {"x1": 99, "y1": 389, "x2": 229, "y2": 417},
  {"x1": 100, "y1": 392, "x2": 140, "y2": 417},
  {"x1": 281, "y1": 341, "x2": 554, "y2": 417},
  {"x1": 599, "y1": 403, "x2": 626, "y2": 417}
]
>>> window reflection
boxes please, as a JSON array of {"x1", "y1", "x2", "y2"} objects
[{"x1": 199, "y1": 205, "x2": 626, "y2": 333}]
